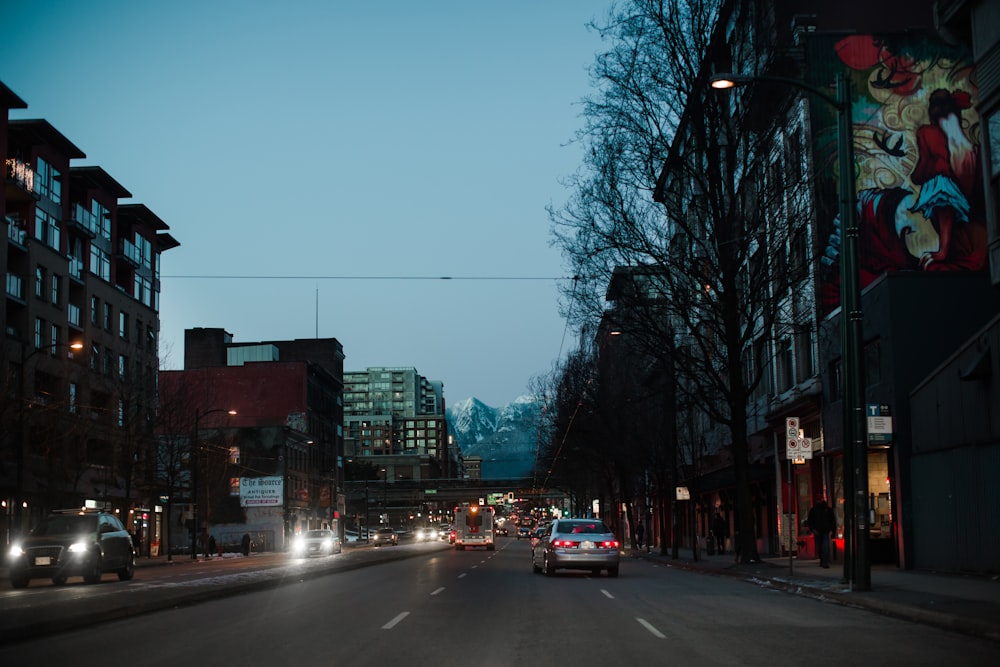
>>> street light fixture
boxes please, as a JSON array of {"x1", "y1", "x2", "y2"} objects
[
  {"x1": 190, "y1": 407, "x2": 237, "y2": 560},
  {"x1": 14, "y1": 340, "x2": 84, "y2": 534},
  {"x1": 710, "y1": 72, "x2": 870, "y2": 590}
]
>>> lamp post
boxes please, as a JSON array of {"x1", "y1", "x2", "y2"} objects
[
  {"x1": 14, "y1": 340, "x2": 84, "y2": 535},
  {"x1": 710, "y1": 72, "x2": 869, "y2": 590},
  {"x1": 190, "y1": 407, "x2": 236, "y2": 560}
]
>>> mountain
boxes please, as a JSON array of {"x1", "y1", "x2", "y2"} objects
[{"x1": 446, "y1": 396, "x2": 543, "y2": 479}]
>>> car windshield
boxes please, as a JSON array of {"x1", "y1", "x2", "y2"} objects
[
  {"x1": 33, "y1": 515, "x2": 98, "y2": 536},
  {"x1": 558, "y1": 521, "x2": 610, "y2": 535},
  {"x1": 304, "y1": 530, "x2": 329, "y2": 539}
]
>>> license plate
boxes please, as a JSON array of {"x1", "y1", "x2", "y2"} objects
[
  {"x1": 581, "y1": 541, "x2": 595, "y2": 549},
  {"x1": 35, "y1": 556, "x2": 51, "y2": 566}
]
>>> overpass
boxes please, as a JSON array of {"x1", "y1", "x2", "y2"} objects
[{"x1": 343, "y1": 477, "x2": 567, "y2": 524}]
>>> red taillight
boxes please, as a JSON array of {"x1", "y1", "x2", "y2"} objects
[
  {"x1": 552, "y1": 540, "x2": 578, "y2": 548},
  {"x1": 600, "y1": 540, "x2": 619, "y2": 549}
]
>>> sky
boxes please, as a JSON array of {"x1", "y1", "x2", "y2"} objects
[{"x1": 0, "y1": 0, "x2": 610, "y2": 408}]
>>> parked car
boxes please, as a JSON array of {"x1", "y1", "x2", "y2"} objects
[
  {"x1": 290, "y1": 529, "x2": 341, "y2": 557},
  {"x1": 372, "y1": 527, "x2": 398, "y2": 547},
  {"x1": 531, "y1": 518, "x2": 620, "y2": 577},
  {"x1": 7, "y1": 509, "x2": 136, "y2": 588}
]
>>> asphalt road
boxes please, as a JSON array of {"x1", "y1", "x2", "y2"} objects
[{"x1": 2, "y1": 538, "x2": 998, "y2": 665}]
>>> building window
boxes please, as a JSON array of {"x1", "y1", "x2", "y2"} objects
[
  {"x1": 34, "y1": 318, "x2": 44, "y2": 349},
  {"x1": 50, "y1": 324, "x2": 59, "y2": 351},
  {"x1": 92, "y1": 200, "x2": 111, "y2": 240},
  {"x1": 119, "y1": 354, "x2": 127, "y2": 380},
  {"x1": 35, "y1": 266, "x2": 45, "y2": 299},
  {"x1": 35, "y1": 158, "x2": 62, "y2": 204},
  {"x1": 776, "y1": 337, "x2": 793, "y2": 393},
  {"x1": 91, "y1": 296, "x2": 99, "y2": 325},
  {"x1": 103, "y1": 303, "x2": 112, "y2": 331},
  {"x1": 51, "y1": 274, "x2": 60, "y2": 305},
  {"x1": 90, "y1": 246, "x2": 111, "y2": 281},
  {"x1": 34, "y1": 209, "x2": 60, "y2": 250},
  {"x1": 69, "y1": 382, "x2": 77, "y2": 414},
  {"x1": 91, "y1": 344, "x2": 100, "y2": 371},
  {"x1": 119, "y1": 311, "x2": 129, "y2": 340},
  {"x1": 795, "y1": 328, "x2": 815, "y2": 383}
]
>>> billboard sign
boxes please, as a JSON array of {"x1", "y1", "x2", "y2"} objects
[{"x1": 240, "y1": 476, "x2": 283, "y2": 507}]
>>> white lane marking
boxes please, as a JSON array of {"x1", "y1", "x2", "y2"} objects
[
  {"x1": 471, "y1": 565, "x2": 479, "y2": 569},
  {"x1": 636, "y1": 618, "x2": 665, "y2": 639},
  {"x1": 458, "y1": 572, "x2": 467, "y2": 579},
  {"x1": 601, "y1": 589, "x2": 614, "y2": 599},
  {"x1": 431, "y1": 587, "x2": 445, "y2": 596},
  {"x1": 382, "y1": 612, "x2": 410, "y2": 629}
]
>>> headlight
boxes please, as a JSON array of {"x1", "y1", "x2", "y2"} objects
[
  {"x1": 8, "y1": 544, "x2": 24, "y2": 558},
  {"x1": 68, "y1": 541, "x2": 88, "y2": 553},
  {"x1": 291, "y1": 539, "x2": 305, "y2": 552}
]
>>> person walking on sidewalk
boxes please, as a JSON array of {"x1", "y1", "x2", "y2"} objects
[
  {"x1": 711, "y1": 513, "x2": 727, "y2": 554},
  {"x1": 635, "y1": 521, "x2": 644, "y2": 549},
  {"x1": 807, "y1": 497, "x2": 836, "y2": 568}
]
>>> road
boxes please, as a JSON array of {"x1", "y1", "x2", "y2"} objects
[{"x1": 1, "y1": 538, "x2": 998, "y2": 665}]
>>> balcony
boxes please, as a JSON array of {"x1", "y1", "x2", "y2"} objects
[
  {"x1": 68, "y1": 255, "x2": 85, "y2": 281},
  {"x1": 117, "y1": 238, "x2": 141, "y2": 268},
  {"x1": 68, "y1": 202, "x2": 99, "y2": 238},
  {"x1": 6, "y1": 217, "x2": 27, "y2": 247},
  {"x1": 5, "y1": 158, "x2": 37, "y2": 201}
]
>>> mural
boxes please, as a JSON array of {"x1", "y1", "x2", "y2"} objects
[{"x1": 812, "y1": 34, "x2": 986, "y2": 313}]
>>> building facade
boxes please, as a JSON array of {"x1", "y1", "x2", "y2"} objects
[
  {"x1": 2, "y1": 80, "x2": 178, "y2": 546},
  {"x1": 157, "y1": 328, "x2": 345, "y2": 553}
]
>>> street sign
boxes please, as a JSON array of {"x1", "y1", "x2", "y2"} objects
[
  {"x1": 676, "y1": 487, "x2": 690, "y2": 500},
  {"x1": 786, "y1": 417, "x2": 799, "y2": 439},
  {"x1": 867, "y1": 403, "x2": 893, "y2": 443}
]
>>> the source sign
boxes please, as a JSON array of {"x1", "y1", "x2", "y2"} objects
[{"x1": 240, "y1": 476, "x2": 283, "y2": 507}]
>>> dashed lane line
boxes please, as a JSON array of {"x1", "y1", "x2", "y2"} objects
[
  {"x1": 382, "y1": 612, "x2": 410, "y2": 629},
  {"x1": 636, "y1": 618, "x2": 665, "y2": 639}
]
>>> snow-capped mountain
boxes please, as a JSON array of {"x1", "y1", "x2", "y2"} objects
[{"x1": 447, "y1": 396, "x2": 543, "y2": 479}]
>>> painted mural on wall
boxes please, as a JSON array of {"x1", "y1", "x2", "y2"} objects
[{"x1": 812, "y1": 34, "x2": 985, "y2": 313}]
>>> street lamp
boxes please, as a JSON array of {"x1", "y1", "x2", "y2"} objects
[
  {"x1": 190, "y1": 407, "x2": 237, "y2": 560},
  {"x1": 14, "y1": 340, "x2": 84, "y2": 534},
  {"x1": 710, "y1": 72, "x2": 869, "y2": 590}
]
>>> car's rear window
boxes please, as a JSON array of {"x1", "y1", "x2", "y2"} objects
[{"x1": 559, "y1": 521, "x2": 610, "y2": 535}]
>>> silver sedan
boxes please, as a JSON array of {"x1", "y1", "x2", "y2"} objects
[{"x1": 531, "y1": 518, "x2": 620, "y2": 577}]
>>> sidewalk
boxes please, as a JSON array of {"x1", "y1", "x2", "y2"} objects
[{"x1": 631, "y1": 547, "x2": 1000, "y2": 642}]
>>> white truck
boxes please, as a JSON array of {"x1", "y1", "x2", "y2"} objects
[{"x1": 453, "y1": 503, "x2": 495, "y2": 550}]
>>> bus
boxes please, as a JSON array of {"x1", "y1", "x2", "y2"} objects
[{"x1": 453, "y1": 503, "x2": 494, "y2": 551}]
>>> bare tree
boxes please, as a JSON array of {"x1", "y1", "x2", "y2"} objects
[{"x1": 550, "y1": 1, "x2": 815, "y2": 562}]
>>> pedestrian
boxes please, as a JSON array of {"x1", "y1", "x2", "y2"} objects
[
  {"x1": 807, "y1": 497, "x2": 837, "y2": 568},
  {"x1": 207, "y1": 534, "x2": 216, "y2": 558},
  {"x1": 635, "y1": 521, "x2": 644, "y2": 549},
  {"x1": 241, "y1": 532, "x2": 251, "y2": 557},
  {"x1": 711, "y1": 513, "x2": 727, "y2": 554}
]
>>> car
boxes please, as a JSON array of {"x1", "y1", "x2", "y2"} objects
[
  {"x1": 531, "y1": 518, "x2": 620, "y2": 577},
  {"x1": 415, "y1": 526, "x2": 436, "y2": 542},
  {"x1": 496, "y1": 526, "x2": 509, "y2": 537},
  {"x1": 7, "y1": 509, "x2": 136, "y2": 588},
  {"x1": 372, "y1": 527, "x2": 398, "y2": 547},
  {"x1": 517, "y1": 526, "x2": 532, "y2": 540},
  {"x1": 290, "y1": 529, "x2": 341, "y2": 557}
]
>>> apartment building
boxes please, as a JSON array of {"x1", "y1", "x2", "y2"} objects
[
  {"x1": 2, "y1": 80, "x2": 178, "y2": 543},
  {"x1": 343, "y1": 367, "x2": 451, "y2": 479}
]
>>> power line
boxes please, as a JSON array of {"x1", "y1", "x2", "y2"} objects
[{"x1": 162, "y1": 274, "x2": 571, "y2": 281}]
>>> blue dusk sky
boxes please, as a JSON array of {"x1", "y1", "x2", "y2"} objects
[{"x1": 0, "y1": 1, "x2": 610, "y2": 407}]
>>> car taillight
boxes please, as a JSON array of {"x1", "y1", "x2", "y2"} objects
[
  {"x1": 599, "y1": 540, "x2": 619, "y2": 549},
  {"x1": 552, "y1": 540, "x2": 578, "y2": 548}
]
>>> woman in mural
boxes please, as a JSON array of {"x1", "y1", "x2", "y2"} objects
[{"x1": 907, "y1": 88, "x2": 986, "y2": 271}]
